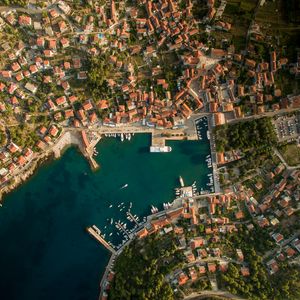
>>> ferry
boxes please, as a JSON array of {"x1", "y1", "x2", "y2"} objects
[{"x1": 120, "y1": 184, "x2": 128, "y2": 189}]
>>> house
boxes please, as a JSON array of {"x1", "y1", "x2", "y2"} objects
[
  {"x1": 236, "y1": 249, "x2": 244, "y2": 261},
  {"x1": 178, "y1": 272, "x2": 189, "y2": 286},
  {"x1": 49, "y1": 125, "x2": 59, "y2": 137},
  {"x1": 25, "y1": 82, "x2": 38, "y2": 94},
  {"x1": 272, "y1": 232, "x2": 284, "y2": 244},
  {"x1": 136, "y1": 228, "x2": 148, "y2": 238},
  {"x1": 241, "y1": 267, "x2": 250, "y2": 276},
  {"x1": 213, "y1": 112, "x2": 225, "y2": 126},
  {"x1": 18, "y1": 15, "x2": 32, "y2": 26},
  {"x1": 190, "y1": 237, "x2": 204, "y2": 250},
  {"x1": 36, "y1": 140, "x2": 47, "y2": 150},
  {"x1": 55, "y1": 96, "x2": 67, "y2": 106},
  {"x1": 207, "y1": 263, "x2": 216, "y2": 273},
  {"x1": 266, "y1": 259, "x2": 279, "y2": 274},
  {"x1": 98, "y1": 100, "x2": 109, "y2": 110},
  {"x1": 8, "y1": 142, "x2": 20, "y2": 153},
  {"x1": 189, "y1": 267, "x2": 197, "y2": 281}
]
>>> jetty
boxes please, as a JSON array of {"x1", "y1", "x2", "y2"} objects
[{"x1": 86, "y1": 226, "x2": 116, "y2": 255}]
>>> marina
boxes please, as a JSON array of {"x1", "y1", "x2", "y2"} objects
[{"x1": 0, "y1": 132, "x2": 212, "y2": 300}]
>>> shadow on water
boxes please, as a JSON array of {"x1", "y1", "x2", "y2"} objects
[
  {"x1": 138, "y1": 146, "x2": 149, "y2": 154},
  {"x1": 190, "y1": 153, "x2": 203, "y2": 165}
]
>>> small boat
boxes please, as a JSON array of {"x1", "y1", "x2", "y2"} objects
[
  {"x1": 109, "y1": 233, "x2": 113, "y2": 237},
  {"x1": 110, "y1": 218, "x2": 113, "y2": 225},
  {"x1": 120, "y1": 184, "x2": 128, "y2": 189},
  {"x1": 109, "y1": 204, "x2": 113, "y2": 208}
]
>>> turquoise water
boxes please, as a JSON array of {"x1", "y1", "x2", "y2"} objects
[{"x1": 0, "y1": 132, "x2": 210, "y2": 300}]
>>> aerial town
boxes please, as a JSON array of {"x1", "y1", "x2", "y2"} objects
[{"x1": 0, "y1": 0, "x2": 299, "y2": 299}]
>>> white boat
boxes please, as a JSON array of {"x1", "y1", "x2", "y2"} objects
[
  {"x1": 109, "y1": 233, "x2": 113, "y2": 237},
  {"x1": 120, "y1": 184, "x2": 128, "y2": 189},
  {"x1": 179, "y1": 176, "x2": 184, "y2": 187},
  {"x1": 110, "y1": 218, "x2": 113, "y2": 225},
  {"x1": 109, "y1": 204, "x2": 113, "y2": 208},
  {"x1": 121, "y1": 133, "x2": 124, "y2": 142}
]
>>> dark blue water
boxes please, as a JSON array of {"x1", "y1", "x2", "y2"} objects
[{"x1": 0, "y1": 132, "x2": 211, "y2": 300}]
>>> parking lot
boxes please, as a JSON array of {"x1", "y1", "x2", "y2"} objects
[{"x1": 273, "y1": 114, "x2": 300, "y2": 142}]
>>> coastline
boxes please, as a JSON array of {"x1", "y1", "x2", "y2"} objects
[
  {"x1": 0, "y1": 112, "x2": 210, "y2": 204},
  {"x1": 0, "y1": 130, "x2": 91, "y2": 203}
]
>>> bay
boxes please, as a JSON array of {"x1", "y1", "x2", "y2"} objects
[{"x1": 0, "y1": 132, "x2": 210, "y2": 300}]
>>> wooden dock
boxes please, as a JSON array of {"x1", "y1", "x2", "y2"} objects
[{"x1": 86, "y1": 226, "x2": 116, "y2": 255}]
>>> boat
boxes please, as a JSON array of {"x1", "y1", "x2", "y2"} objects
[
  {"x1": 109, "y1": 204, "x2": 113, "y2": 208},
  {"x1": 120, "y1": 184, "x2": 128, "y2": 189},
  {"x1": 109, "y1": 233, "x2": 113, "y2": 237},
  {"x1": 110, "y1": 218, "x2": 113, "y2": 225},
  {"x1": 179, "y1": 176, "x2": 184, "y2": 187},
  {"x1": 121, "y1": 133, "x2": 124, "y2": 142}
]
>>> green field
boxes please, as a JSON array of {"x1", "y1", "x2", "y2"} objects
[
  {"x1": 222, "y1": 0, "x2": 257, "y2": 51},
  {"x1": 279, "y1": 143, "x2": 300, "y2": 166}
]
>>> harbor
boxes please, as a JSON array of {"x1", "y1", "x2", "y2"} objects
[
  {"x1": 0, "y1": 132, "x2": 212, "y2": 300},
  {"x1": 96, "y1": 173, "x2": 220, "y2": 299}
]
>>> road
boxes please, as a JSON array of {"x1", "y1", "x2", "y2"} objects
[
  {"x1": 98, "y1": 253, "x2": 116, "y2": 300},
  {"x1": 184, "y1": 290, "x2": 247, "y2": 300},
  {"x1": 227, "y1": 107, "x2": 300, "y2": 125}
]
